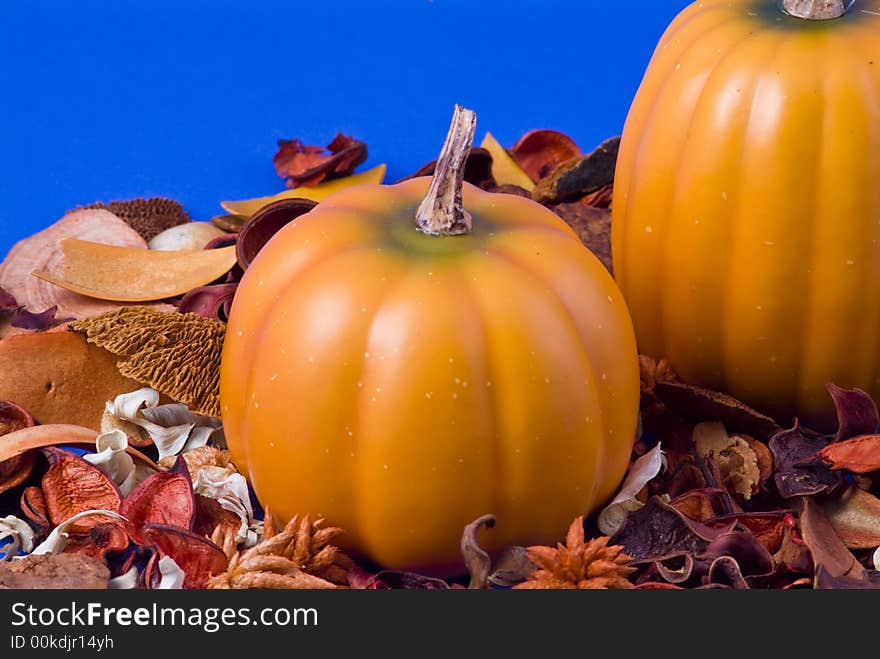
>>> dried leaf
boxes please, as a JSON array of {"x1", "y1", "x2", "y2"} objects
[
  {"x1": 142, "y1": 523, "x2": 228, "y2": 589},
  {"x1": 820, "y1": 487, "x2": 880, "y2": 549},
  {"x1": 509, "y1": 129, "x2": 581, "y2": 183},
  {"x1": 71, "y1": 308, "x2": 226, "y2": 417},
  {"x1": 120, "y1": 468, "x2": 195, "y2": 543},
  {"x1": 814, "y1": 564, "x2": 880, "y2": 590},
  {"x1": 210, "y1": 214, "x2": 246, "y2": 233},
  {"x1": 799, "y1": 496, "x2": 867, "y2": 582},
  {"x1": 769, "y1": 423, "x2": 840, "y2": 498},
  {"x1": 0, "y1": 401, "x2": 36, "y2": 494},
  {"x1": 818, "y1": 434, "x2": 880, "y2": 474},
  {"x1": 362, "y1": 571, "x2": 450, "y2": 590},
  {"x1": 274, "y1": 134, "x2": 367, "y2": 188},
  {"x1": 82, "y1": 198, "x2": 190, "y2": 242},
  {"x1": 828, "y1": 383, "x2": 879, "y2": 442},
  {"x1": 148, "y1": 222, "x2": 227, "y2": 251},
  {"x1": 20, "y1": 487, "x2": 49, "y2": 532},
  {"x1": 533, "y1": 137, "x2": 620, "y2": 205},
  {"x1": 653, "y1": 379, "x2": 782, "y2": 441},
  {"x1": 0, "y1": 331, "x2": 142, "y2": 430},
  {"x1": 33, "y1": 239, "x2": 237, "y2": 302},
  {"x1": 177, "y1": 283, "x2": 238, "y2": 321},
  {"x1": 461, "y1": 514, "x2": 495, "y2": 589},
  {"x1": 236, "y1": 198, "x2": 317, "y2": 270},
  {"x1": 598, "y1": 443, "x2": 665, "y2": 535},
  {"x1": 0, "y1": 209, "x2": 174, "y2": 325},
  {"x1": 550, "y1": 203, "x2": 612, "y2": 273},
  {"x1": 41, "y1": 448, "x2": 122, "y2": 532},
  {"x1": 221, "y1": 164, "x2": 387, "y2": 217},
  {"x1": 64, "y1": 522, "x2": 130, "y2": 561},
  {"x1": 703, "y1": 531, "x2": 775, "y2": 578},
  {"x1": 192, "y1": 466, "x2": 257, "y2": 547},
  {"x1": 83, "y1": 429, "x2": 157, "y2": 496},
  {"x1": 480, "y1": 132, "x2": 535, "y2": 191},
  {"x1": 488, "y1": 546, "x2": 535, "y2": 587}
]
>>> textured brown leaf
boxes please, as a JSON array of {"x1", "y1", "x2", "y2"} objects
[
  {"x1": 0, "y1": 554, "x2": 109, "y2": 589},
  {"x1": 550, "y1": 202, "x2": 612, "y2": 273},
  {"x1": 533, "y1": 137, "x2": 620, "y2": 205}
]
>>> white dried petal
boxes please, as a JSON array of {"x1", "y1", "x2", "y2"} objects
[
  {"x1": 157, "y1": 556, "x2": 185, "y2": 589},
  {"x1": 84, "y1": 429, "x2": 156, "y2": 496},
  {"x1": 108, "y1": 566, "x2": 139, "y2": 590},
  {"x1": 0, "y1": 515, "x2": 35, "y2": 560},
  {"x1": 874, "y1": 547, "x2": 880, "y2": 571},
  {"x1": 30, "y1": 510, "x2": 125, "y2": 555},
  {"x1": 193, "y1": 466, "x2": 258, "y2": 546},
  {"x1": 598, "y1": 443, "x2": 665, "y2": 536}
]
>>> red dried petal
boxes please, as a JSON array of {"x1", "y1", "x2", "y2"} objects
[
  {"x1": 64, "y1": 522, "x2": 130, "y2": 560},
  {"x1": 120, "y1": 470, "x2": 195, "y2": 544},
  {"x1": 192, "y1": 493, "x2": 240, "y2": 539},
  {"x1": 819, "y1": 434, "x2": 880, "y2": 473},
  {"x1": 21, "y1": 486, "x2": 49, "y2": 531},
  {"x1": 273, "y1": 134, "x2": 367, "y2": 189},
  {"x1": 41, "y1": 448, "x2": 121, "y2": 533},
  {"x1": 510, "y1": 129, "x2": 581, "y2": 183},
  {"x1": 236, "y1": 198, "x2": 317, "y2": 270},
  {"x1": 177, "y1": 283, "x2": 238, "y2": 321},
  {"x1": 143, "y1": 524, "x2": 228, "y2": 589}
]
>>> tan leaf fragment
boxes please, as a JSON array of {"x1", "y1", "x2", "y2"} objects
[{"x1": 692, "y1": 422, "x2": 761, "y2": 501}]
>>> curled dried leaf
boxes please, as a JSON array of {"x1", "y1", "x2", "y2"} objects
[
  {"x1": 0, "y1": 515, "x2": 35, "y2": 559},
  {"x1": 598, "y1": 443, "x2": 665, "y2": 535},
  {"x1": 31, "y1": 509, "x2": 125, "y2": 555},
  {"x1": 769, "y1": 423, "x2": 840, "y2": 498},
  {"x1": 33, "y1": 239, "x2": 237, "y2": 303},
  {"x1": 461, "y1": 514, "x2": 495, "y2": 589},
  {"x1": 510, "y1": 129, "x2": 581, "y2": 183},
  {"x1": 828, "y1": 383, "x2": 879, "y2": 442},
  {"x1": 274, "y1": 134, "x2": 367, "y2": 188},
  {"x1": 236, "y1": 198, "x2": 317, "y2": 270},
  {"x1": 83, "y1": 429, "x2": 157, "y2": 496}
]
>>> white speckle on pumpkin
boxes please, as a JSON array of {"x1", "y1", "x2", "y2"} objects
[
  {"x1": 425, "y1": 392, "x2": 433, "y2": 399},
  {"x1": 645, "y1": 226, "x2": 653, "y2": 233},
  {"x1": 269, "y1": 373, "x2": 278, "y2": 382}
]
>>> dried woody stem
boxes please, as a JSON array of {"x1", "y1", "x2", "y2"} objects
[
  {"x1": 779, "y1": 0, "x2": 850, "y2": 19},
  {"x1": 415, "y1": 105, "x2": 476, "y2": 236}
]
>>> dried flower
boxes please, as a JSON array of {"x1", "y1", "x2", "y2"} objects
[
  {"x1": 84, "y1": 429, "x2": 157, "y2": 496},
  {"x1": 71, "y1": 308, "x2": 225, "y2": 417},
  {"x1": 209, "y1": 515, "x2": 353, "y2": 589},
  {"x1": 514, "y1": 517, "x2": 636, "y2": 589}
]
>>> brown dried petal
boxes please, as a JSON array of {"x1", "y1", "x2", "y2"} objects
[
  {"x1": 533, "y1": 137, "x2": 620, "y2": 205},
  {"x1": 71, "y1": 307, "x2": 225, "y2": 417},
  {"x1": 769, "y1": 423, "x2": 840, "y2": 498},
  {"x1": 21, "y1": 486, "x2": 49, "y2": 531},
  {"x1": 274, "y1": 134, "x2": 367, "y2": 188},
  {"x1": 364, "y1": 571, "x2": 451, "y2": 590},
  {"x1": 799, "y1": 496, "x2": 867, "y2": 582},
  {"x1": 828, "y1": 383, "x2": 879, "y2": 443},
  {"x1": 398, "y1": 147, "x2": 496, "y2": 191},
  {"x1": 41, "y1": 448, "x2": 122, "y2": 533},
  {"x1": 488, "y1": 546, "x2": 535, "y2": 587},
  {"x1": 177, "y1": 283, "x2": 238, "y2": 322},
  {"x1": 818, "y1": 434, "x2": 880, "y2": 474},
  {"x1": 510, "y1": 130, "x2": 581, "y2": 183},
  {"x1": 64, "y1": 522, "x2": 130, "y2": 561},
  {"x1": 236, "y1": 198, "x2": 317, "y2": 270}
]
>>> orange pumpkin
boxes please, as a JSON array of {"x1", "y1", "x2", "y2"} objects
[
  {"x1": 221, "y1": 108, "x2": 639, "y2": 572},
  {"x1": 612, "y1": 0, "x2": 880, "y2": 429}
]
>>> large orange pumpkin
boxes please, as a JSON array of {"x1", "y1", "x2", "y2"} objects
[
  {"x1": 221, "y1": 108, "x2": 639, "y2": 572},
  {"x1": 613, "y1": 0, "x2": 880, "y2": 429}
]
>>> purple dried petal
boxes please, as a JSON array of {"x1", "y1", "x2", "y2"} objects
[
  {"x1": 0, "y1": 286, "x2": 18, "y2": 311},
  {"x1": 827, "y1": 383, "x2": 879, "y2": 442},
  {"x1": 769, "y1": 423, "x2": 840, "y2": 498},
  {"x1": 707, "y1": 556, "x2": 750, "y2": 589},
  {"x1": 178, "y1": 284, "x2": 238, "y2": 321},
  {"x1": 702, "y1": 531, "x2": 774, "y2": 577},
  {"x1": 10, "y1": 305, "x2": 70, "y2": 330}
]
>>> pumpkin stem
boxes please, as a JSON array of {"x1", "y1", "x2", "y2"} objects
[
  {"x1": 779, "y1": 0, "x2": 850, "y2": 19},
  {"x1": 415, "y1": 105, "x2": 476, "y2": 236}
]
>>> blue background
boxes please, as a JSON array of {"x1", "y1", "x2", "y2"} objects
[{"x1": 0, "y1": 0, "x2": 688, "y2": 254}]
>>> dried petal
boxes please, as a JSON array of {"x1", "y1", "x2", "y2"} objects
[
  {"x1": 692, "y1": 422, "x2": 761, "y2": 500},
  {"x1": 192, "y1": 466, "x2": 257, "y2": 546},
  {"x1": 108, "y1": 566, "x2": 139, "y2": 589},
  {"x1": 210, "y1": 214, "x2": 246, "y2": 233},
  {"x1": 72, "y1": 309, "x2": 226, "y2": 417},
  {"x1": 820, "y1": 487, "x2": 880, "y2": 549},
  {"x1": 41, "y1": 448, "x2": 122, "y2": 532},
  {"x1": 156, "y1": 555, "x2": 186, "y2": 589},
  {"x1": 274, "y1": 134, "x2": 367, "y2": 188},
  {"x1": 236, "y1": 198, "x2": 317, "y2": 270},
  {"x1": 818, "y1": 434, "x2": 880, "y2": 473},
  {"x1": 461, "y1": 514, "x2": 495, "y2": 589},
  {"x1": 142, "y1": 524, "x2": 228, "y2": 589},
  {"x1": 177, "y1": 283, "x2": 238, "y2": 322},
  {"x1": 488, "y1": 546, "x2": 535, "y2": 587},
  {"x1": 509, "y1": 129, "x2": 581, "y2": 183},
  {"x1": 799, "y1": 496, "x2": 867, "y2": 581},
  {"x1": 533, "y1": 137, "x2": 620, "y2": 204},
  {"x1": 828, "y1": 383, "x2": 879, "y2": 442},
  {"x1": 84, "y1": 429, "x2": 157, "y2": 496},
  {"x1": 120, "y1": 465, "x2": 194, "y2": 543},
  {"x1": 598, "y1": 443, "x2": 665, "y2": 535},
  {"x1": 769, "y1": 423, "x2": 840, "y2": 498},
  {"x1": 31, "y1": 509, "x2": 125, "y2": 555},
  {"x1": 364, "y1": 571, "x2": 451, "y2": 590},
  {"x1": 33, "y1": 239, "x2": 237, "y2": 302},
  {"x1": 222, "y1": 164, "x2": 386, "y2": 218},
  {"x1": 400, "y1": 147, "x2": 496, "y2": 191},
  {"x1": 0, "y1": 515, "x2": 35, "y2": 559}
]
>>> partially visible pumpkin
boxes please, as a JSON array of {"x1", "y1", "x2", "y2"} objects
[
  {"x1": 612, "y1": 0, "x2": 880, "y2": 429},
  {"x1": 221, "y1": 107, "x2": 640, "y2": 573}
]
